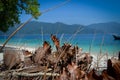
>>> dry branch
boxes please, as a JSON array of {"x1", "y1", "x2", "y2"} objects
[
  {"x1": 13, "y1": 72, "x2": 60, "y2": 77},
  {"x1": 0, "y1": 71, "x2": 59, "y2": 77}
]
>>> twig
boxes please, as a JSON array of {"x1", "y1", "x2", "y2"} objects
[
  {"x1": 43, "y1": 63, "x2": 49, "y2": 80},
  {"x1": 14, "y1": 72, "x2": 59, "y2": 77},
  {"x1": 0, "y1": 72, "x2": 59, "y2": 77}
]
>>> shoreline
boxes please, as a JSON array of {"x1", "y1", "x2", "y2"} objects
[
  {"x1": 0, "y1": 44, "x2": 119, "y2": 58},
  {"x1": 0, "y1": 44, "x2": 36, "y2": 53},
  {"x1": 0, "y1": 45, "x2": 119, "y2": 69},
  {"x1": 0, "y1": 44, "x2": 119, "y2": 80}
]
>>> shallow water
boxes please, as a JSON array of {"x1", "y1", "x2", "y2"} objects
[{"x1": 0, "y1": 34, "x2": 120, "y2": 55}]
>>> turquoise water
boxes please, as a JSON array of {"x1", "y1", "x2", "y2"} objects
[{"x1": 0, "y1": 34, "x2": 120, "y2": 54}]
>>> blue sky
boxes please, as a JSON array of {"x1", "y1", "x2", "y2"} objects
[{"x1": 20, "y1": 0, "x2": 120, "y2": 25}]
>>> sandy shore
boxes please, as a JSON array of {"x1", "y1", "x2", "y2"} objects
[
  {"x1": 0, "y1": 44, "x2": 36, "y2": 52},
  {"x1": 0, "y1": 45, "x2": 36, "y2": 61},
  {"x1": 0, "y1": 44, "x2": 118, "y2": 70}
]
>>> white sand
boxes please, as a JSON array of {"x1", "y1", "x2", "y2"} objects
[
  {"x1": 0, "y1": 44, "x2": 36, "y2": 52},
  {"x1": 0, "y1": 44, "x2": 118, "y2": 70},
  {"x1": 0, "y1": 44, "x2": 36, "y2": 62}
]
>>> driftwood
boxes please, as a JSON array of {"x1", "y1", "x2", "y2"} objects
[
  {"x1": 108, "y1": 58, "x2": 120, "y2": 80},
  {"x1": 67, "y1": 62, "x2": 86, "y2": 80},
  {"x1": 3, "y1": 49, "x2": 34, "y2": 70},
  {"x1": 1, "y1": 34, "x2": 94, "y2": 79},
  {"x1": 13, "y1": 72, "x2": 59, "y2": 77},
  {"x1": 56, "y1": 68, "x2": 69, "y2": 80},
  {"x1": 87, "y1": 69, "x2": 103, "y2": 80},
  {"x1": 51, "y1": 34, "x2": 60, "y2": 50},
  {"x1": 0, "y1": 71, "x2": 59, "y2": 77},
  {"x1": 3, "y1": 49, "x2": 23, "y2": 70},
  {"x1": 33, "y1": 41, "x2": 51, "y2": 65},
  {"x1": 102, "y1": 70, "x2": 115, "y2": 80},
  {"x1": 1, "y1": 34, "x2": 120, "y2": 80}
]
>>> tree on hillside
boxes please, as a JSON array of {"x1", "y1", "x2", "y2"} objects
[{"x1": 0, "y1": 0, "x2": 40, "y2": 32}]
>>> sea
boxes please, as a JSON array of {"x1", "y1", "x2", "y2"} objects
[{"x1": 0, "y1": 34, "x2": 120, "y2": 55}]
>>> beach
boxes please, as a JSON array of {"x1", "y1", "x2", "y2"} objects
[
  {"x1": 0, "y1": 34, "x2": 119, "y2": 69},
  {"x1": 0, "y1": 34, "x2": 120, "y2": 53},
  {"x1": 0, "y1": 44, "x2": 118, "y2": 70},
  {"x1": 0, "y1": 36, "x2": 119, "y2": 80}
]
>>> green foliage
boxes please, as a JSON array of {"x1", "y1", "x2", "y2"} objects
[{"x1": 0, "y1": 0, "x2": 40, "y2": 32}]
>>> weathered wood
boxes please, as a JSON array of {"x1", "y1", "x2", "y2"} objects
[
  {"x1": 3, "y1": 49, "x2": 23, "y2": 69},
  {"x1": 33, "y1": 41, "x2": 51, "y2": 64},
  {"x1": 0, "y1": 71, "x2": 59, "y2": 77},
  {"x1": 2, "y1": 34, "x2": 120, "y2": 80},
  {"x1": 87, "y1": 69, "x2": 103, "y2": 80},
  {"x1": 56, "y1": 68, "x2": 69, "y2": 80},
  {"x1": 13, "y1": 72, "x2": 60, "y2": 77},
  {"x1": 51, "y1": 34, "x2": 60, "y2": 50},
  {"x1": 102, "y1": 70, "x2": 115, "y2": 80}
]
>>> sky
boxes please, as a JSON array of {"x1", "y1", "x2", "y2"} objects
[{"x1": 20, "y1": 0, "x2": 120, "y2": 25}]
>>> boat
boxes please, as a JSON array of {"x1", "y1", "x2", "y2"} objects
[{"x1": 112, "y1": 34, "x2": 120, "y2": 40}]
